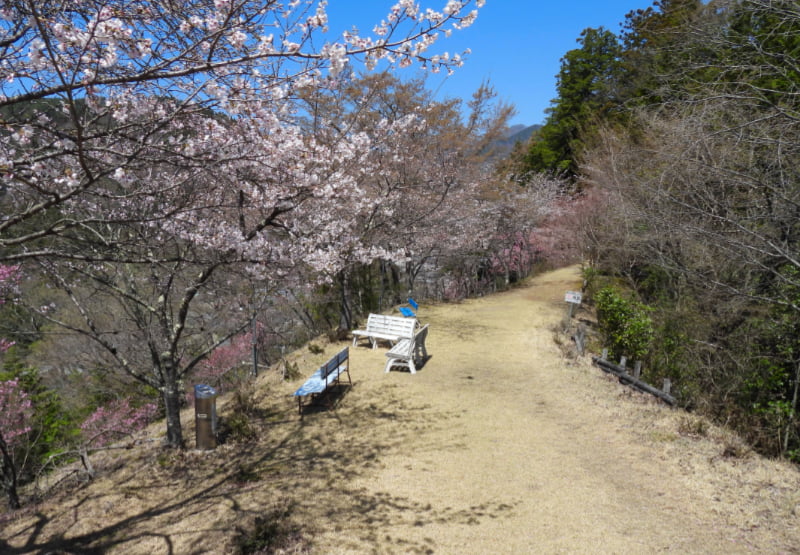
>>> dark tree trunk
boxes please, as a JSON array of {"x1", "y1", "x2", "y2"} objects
[
  {"x1": 163, "y1": 384, "x2": 184, "y2": 448},
  {"x1": 338, "y1": 271, "x2": 353, "y2": 332},
  {"x1": 161, "y1": 358, "x2": 185, "y2": 448},
  {"x1": 0, "y1": 431, "x2": 21, "y2": 509}
]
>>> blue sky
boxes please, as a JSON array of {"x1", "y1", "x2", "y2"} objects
[{"x1": 326, "y1": 0, "x2": 656, "y2": 126}]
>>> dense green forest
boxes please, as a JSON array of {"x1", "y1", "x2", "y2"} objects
[{"x1": 515, "y1": 0, "x2": 800, "y2": 461}]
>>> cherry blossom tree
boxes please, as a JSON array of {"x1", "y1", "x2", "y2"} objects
[
  {"x1": 0, "y1": 264, "x2": 20, "y2": 352},
  {"x1": 0, "y1": 264, "x2": 26, "y2": 509},
  {"x1": 192, "y1": 327, "x2": 262, "y2": 392},
  {"x1": 68, "y1": 397, "x2": 157, "y2": 477},
  {"x1": 1, "y1": 1, "x2": 485, "y2": 448},
  {"x1": 80, "y1": 398, "x2": 158, "y2": 449},
  {"x1": 425, "y1": 180, "x2": 560, "y2": 298},
  {"x1": 0, "y1": 378, "x2": 32, "y2": 509},
  {"x1": 273, "y1": 71, "x2": 514, "y2": 326},
  {"x1": 1, "y1": 0, "x2": 483, "y2": 263}
]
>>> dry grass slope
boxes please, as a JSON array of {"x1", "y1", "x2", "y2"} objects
[{"x1": 3, "y1": 265, "x2": 799, "y2": 554}]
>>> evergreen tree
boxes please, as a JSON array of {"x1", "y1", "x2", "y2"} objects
[
  {"x1": 523, "y1": 27, "x2": 622, "y2": 178},
  {"x1": 618, "y1": 0, "x2": 705, "y2": 104}
]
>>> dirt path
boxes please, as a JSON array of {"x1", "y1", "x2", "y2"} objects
[
  {"x1": 311, "y1": 265, "x2": 800, "y2": 553},
  {"x1": 3, "y1": 265, "x2": 800, "y2": 554}
]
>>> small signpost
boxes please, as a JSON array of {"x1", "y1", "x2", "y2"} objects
[{"x1": 565, "y1": 290, "x2": 582, "y2": 318}]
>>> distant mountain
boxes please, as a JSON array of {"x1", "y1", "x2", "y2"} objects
[
  {"x1": 487, "y1": 124, "x2": 541, "y2": 159},
  {"x1": 504, "y1": 124, "x2": 528, "y2": 138},
  {"x1": 502, "y1": 124, "x2": 540, "y2": 145}
]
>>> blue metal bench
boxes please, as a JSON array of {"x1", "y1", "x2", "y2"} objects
[{"x1": 293, "y1": 347, "x2": 351, "y2": 417}]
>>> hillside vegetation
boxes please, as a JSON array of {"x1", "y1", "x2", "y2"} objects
[
  {"x1": 3, "y1": 0, "x2": 800, "y2": 536},
  {"x1": 3, "y1": 266, "x2": 799, "y2": 553},
  {"x1": 0, "y1": 0, "x2": 569, "y2": 513},
  {"x1": 510, "y1": 0, "x2": 800, "y2": 463}
]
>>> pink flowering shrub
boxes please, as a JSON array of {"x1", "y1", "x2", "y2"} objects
[
  {"x1": 0, "y1": 378, "x2": 33, "y2": 447},
  {"x1": 0, "y1": 265, "x2": 20, "y2": 353},
  {"x1": 192, "y1": 328, "x2": 262, "y2": 394},
  {"x1": 529, "y1": 189, "x2": 612, "y2": 268},
  {"x1": 80, "y1": 398, "x2": 158, "y2": 448},
  {"x1": 489, "y1": 232, "x2": 535, "y2": 280},
  {"x1": 0, "y1": 265, "x2": 20, "y2": 299}
]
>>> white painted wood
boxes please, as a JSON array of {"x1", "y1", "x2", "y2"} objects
[
  {"x1": 352, "y1": 313, "x2": 418, "y2": 349},
  {"x1": 385, "y1": 324, "x2": 429, "y2": 374}
]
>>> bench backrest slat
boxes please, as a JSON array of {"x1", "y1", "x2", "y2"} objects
[
  {"x1": 387, "y1": 324, "x2": 429, "y2": 358},
  {"x1": 364, "y1": 313, "x2": 416, "y2": 338},
  {"x1": 411, "y1": 324, "x2": 429, "y2": 355},
  {"x1": 366, "y1": 313, "x2": 383, "y2": 326},
  {"x1": 320, "y1": 347, "x2": 349, "y2": 379}
]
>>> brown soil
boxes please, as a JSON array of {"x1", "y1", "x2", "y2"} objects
[{"x1": 3, "y1": 265, "x2": 800, "y2": 554}]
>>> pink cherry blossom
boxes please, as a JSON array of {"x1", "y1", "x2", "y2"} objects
[
  {"x1": 80, "y1": 398, "x2": 158, "y2": 448},
  {"x1": 0, "y1": 378, "x2": 32, "y2": 446}
]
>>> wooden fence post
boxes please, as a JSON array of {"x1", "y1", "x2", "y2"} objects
[
  {"x1": 591, "y1": 356, "x2": 677, "y2": 406},
  {"x1": 574, "y1": 323, "x2": 587, "y2": 356},
  {"x1": 663, "y1": 378, "x2": 672, "y2": 396},
  {"x1": 619, "y1": 356, "x2": 627, "y2": 371},
  {"x1": 601, "y1": 348, "x2": 608, "y2": 361},
  {"x1": 634, "y1": 361, "x2": 642, "y2": 379}
]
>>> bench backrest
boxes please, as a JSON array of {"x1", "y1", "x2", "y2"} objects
[
  {"x1": 415, "y1": 323, "x2": 428, "y2": 344},
  {"x1": 391, "y1": 324, "x2": 429, "y2": 357},
  {"x1": 320, "y1": 347, "x2": 348, "y2": 379},
  {"x1": 365, "y1": 313, "x2": 416, "y2": 338},
  {"x1": 411, "y1": 324, "x2": 429, "y2": 360},
  {"x1": 365, "y1": 313, "x2": 385, "y2": 329},
  {"x1": 408, "y1": 298, "x2": 419, "y2": 311}
]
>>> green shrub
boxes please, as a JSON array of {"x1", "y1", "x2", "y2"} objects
[
  {"x1": 580, "y1": 265, "x2": 600, "y2": 299},
  {"x1": 220, "y1": 413, "x2": 257, "y2": 443},
  {"x1": 594, "y1": 287, "x2": 654, "y2": 362}
]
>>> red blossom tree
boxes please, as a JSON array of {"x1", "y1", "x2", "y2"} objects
[
  {"x1": 80, "y1": 398, "x2": 158, "y2": 449},
  {"x1": 192, "y1": 328, "x2": 262, "y2": 393},
  {"x1": 0, "y1": 378, "x2": 33, "y2": 509}
]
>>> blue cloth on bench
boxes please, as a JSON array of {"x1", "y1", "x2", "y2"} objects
[
  {"x1": 293, "y1": 364, "x2": 345, "y2": 396},
  {"x1": 399, "y1": 297, "x2": 419, "y2": 318},
  {"x1": 399, "y1": 306, "x2": 415, "y2": 317},
  {"x1": 293, "y1": 348, "x2": 348, "y2": 397}
]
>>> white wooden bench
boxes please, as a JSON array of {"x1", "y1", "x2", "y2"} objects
[
  {"x1": 384, "y1": 324, "x2": 429, "y2": 374},
  {"x1": 351, "y1": 313, "x2": 417, "y2": 349},
  {"x1": 292, "y1": 347, "x2": 351, "y2": 417}
]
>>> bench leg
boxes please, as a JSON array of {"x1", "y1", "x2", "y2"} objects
[{"x1": 385, "y1": 357, "x2": 416, "y2": 374}]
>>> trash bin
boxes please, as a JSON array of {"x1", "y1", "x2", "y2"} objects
[{"x1": 194, "y1": 384, "x2": 218, "y2": 450}]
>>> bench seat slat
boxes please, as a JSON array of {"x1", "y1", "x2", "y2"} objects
[
  {"x1": 293, "y1": 364, "x2": 347, "y2": 396},
  {"x1": 386, "y1": 338, "x2": 412, "y2": 356}
]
